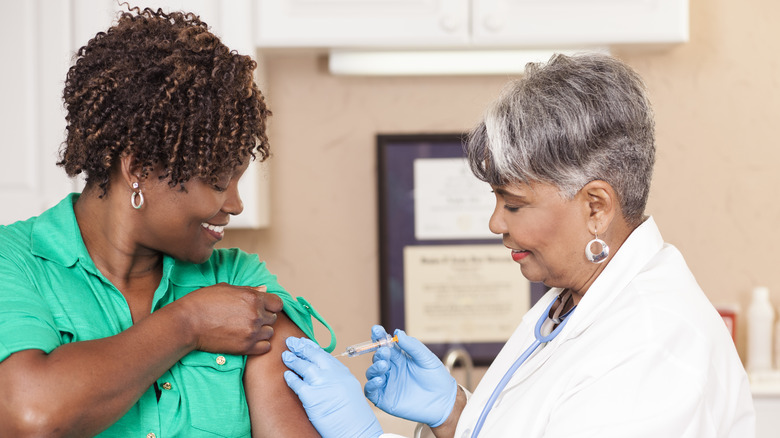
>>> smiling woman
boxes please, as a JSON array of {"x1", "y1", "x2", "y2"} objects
[{"x1": 0, "y1": 6, "x2": 330, "y2": 437}]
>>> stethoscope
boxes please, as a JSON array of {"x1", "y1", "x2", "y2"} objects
[{"x1": 470, "y1": 293, "x2": 577, "y2": 438}]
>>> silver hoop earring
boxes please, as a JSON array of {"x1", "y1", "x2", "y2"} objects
[
  {"x1": 585, "y1": 234, "x2": 609, "y2": 264},
  {"x1": 131, "y1": 182, "x2": 144, "y2": 209}
]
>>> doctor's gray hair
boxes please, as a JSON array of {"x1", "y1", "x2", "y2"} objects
[{"x1": 465, "y1": 53, "x2": 655, "y2": 226}]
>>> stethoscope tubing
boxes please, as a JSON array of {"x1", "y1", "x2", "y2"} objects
[{"x1": 470, "y1": 296, "x2": 576, "y2": 438}]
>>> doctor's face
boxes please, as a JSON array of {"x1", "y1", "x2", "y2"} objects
[{"x1": 489, "y1": 181, "x2": 594, "y2": 293}]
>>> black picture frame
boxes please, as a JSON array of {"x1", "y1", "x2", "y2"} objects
[{"x1": 377, "y1": 134, "x2": 547, "y2": 366}]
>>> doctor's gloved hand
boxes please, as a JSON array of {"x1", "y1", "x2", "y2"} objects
[
  {"x1": 283, "y1": 337, "x2": 383, "y2": 438},
  {"x1": 364, "y1": 326, "x2": 457, "y2": 427}
]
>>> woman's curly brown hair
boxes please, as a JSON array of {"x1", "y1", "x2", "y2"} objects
[{"x1": 59, "y1": 6, "x2": 271, "y2": 194}]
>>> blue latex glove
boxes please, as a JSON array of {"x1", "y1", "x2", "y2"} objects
[
  {"x1": 283, "y1": 337, "x2": 383, "y2": 438},
  {"x1": 364, "y1": 326, "x2": 457, "y2": 427}
]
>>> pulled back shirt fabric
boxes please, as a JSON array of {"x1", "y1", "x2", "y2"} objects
[{"x1": 0, "y1": 193, "x2": 333, "y2": 437}]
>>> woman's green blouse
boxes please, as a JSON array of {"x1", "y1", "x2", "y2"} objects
[{"x1": 0, "y1": 194, "x2": 335, "y2": 437}]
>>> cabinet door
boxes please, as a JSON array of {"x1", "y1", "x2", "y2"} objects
[
  {"x1": 472, "y1": 0, "x2": 689, "y2": 47},
  {"x1": 0, "y1": 1, "x2": 77, "y2": 226},
  {"x1": 1, "y1": 0, "x2": 268, "y2": 228},
  {"x1": 754, "y1": 392, "x2": 780, "y2": 438},
  {"x1": 255, "y1": 0, "x2": 470, "y2": 48}
]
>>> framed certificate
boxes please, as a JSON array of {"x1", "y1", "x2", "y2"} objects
[{"x1": 377, "y1": 134, "x2": 547, "y2": 365}]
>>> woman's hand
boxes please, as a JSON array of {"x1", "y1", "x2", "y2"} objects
[
  {"x1": 364, "y1": 325, "x2": 458, "y2": 428},
  {"x1": 176, "y1": 284, "x2": 283, "y2": 355},
  {"x1": 0, "y1": 284, "x2": 279, "y2": 435},
  {"x1": 283, "y1": 337, "x2": 383, "y2": 438}
]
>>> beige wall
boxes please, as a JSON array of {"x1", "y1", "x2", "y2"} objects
[{"x1": 221, "y1": 0, "x2": 780, "y2": 378}]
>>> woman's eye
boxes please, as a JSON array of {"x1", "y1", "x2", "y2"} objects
[
  {"x1": 213, "y1": 184, "x2": 227, "y2": 192},
  {"x1": 504, "y1": 204, "x2": 521, "y2": 212}
]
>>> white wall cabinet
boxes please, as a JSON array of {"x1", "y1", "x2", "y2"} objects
[
  {"x1": 1, "y1": 0, "x2": 269, "y2": 228},
  {"x1": 255, "y1": 0, "x2": 689, "y2": 49}
]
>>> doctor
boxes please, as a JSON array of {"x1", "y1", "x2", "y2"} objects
[{"x1": 282, "y1": 53, "x2": 755, "y2": 437}]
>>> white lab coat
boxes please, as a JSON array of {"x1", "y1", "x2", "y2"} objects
[{"x1": 382, "y1": 217, "x2": 755, "y2": 438}]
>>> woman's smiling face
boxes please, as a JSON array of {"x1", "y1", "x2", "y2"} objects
[
  {"x1": 134, "y1": 160, "x2": 250, "y2": 264},
  {"x1": 489, "y1": 181, "x2": 595, "y2": 292}
]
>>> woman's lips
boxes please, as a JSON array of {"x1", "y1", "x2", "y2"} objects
[
  {"x1": 201, "y1": 222, "x2": 225, "y2": 240},
  {"x1": 511, "y1": 249, "x2": 529, "y2": 261}
]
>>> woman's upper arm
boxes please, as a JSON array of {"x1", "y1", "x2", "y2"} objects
[{"x1": 244, "y1": 311, "x2": 320, "y2": 438}]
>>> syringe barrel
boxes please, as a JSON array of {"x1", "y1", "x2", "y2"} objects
[{"x1": 345, "y1": 334, "x2": 397, "y2": 357}]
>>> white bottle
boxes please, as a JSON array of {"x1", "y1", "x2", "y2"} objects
[{"x1": 747, "y1": 286, "x2": 775, "y2": 377}]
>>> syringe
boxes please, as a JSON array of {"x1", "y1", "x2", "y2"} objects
[{"x1": 334, "y1": 334, "x2": 399, "y2": 358}]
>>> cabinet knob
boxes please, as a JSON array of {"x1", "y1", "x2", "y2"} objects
[
  {"x1": 483, "y1": 15, "x2": 505, "y2": 32},
  {"x1": 439, "y1": 14, "x2": 461, "y2": 33}
]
